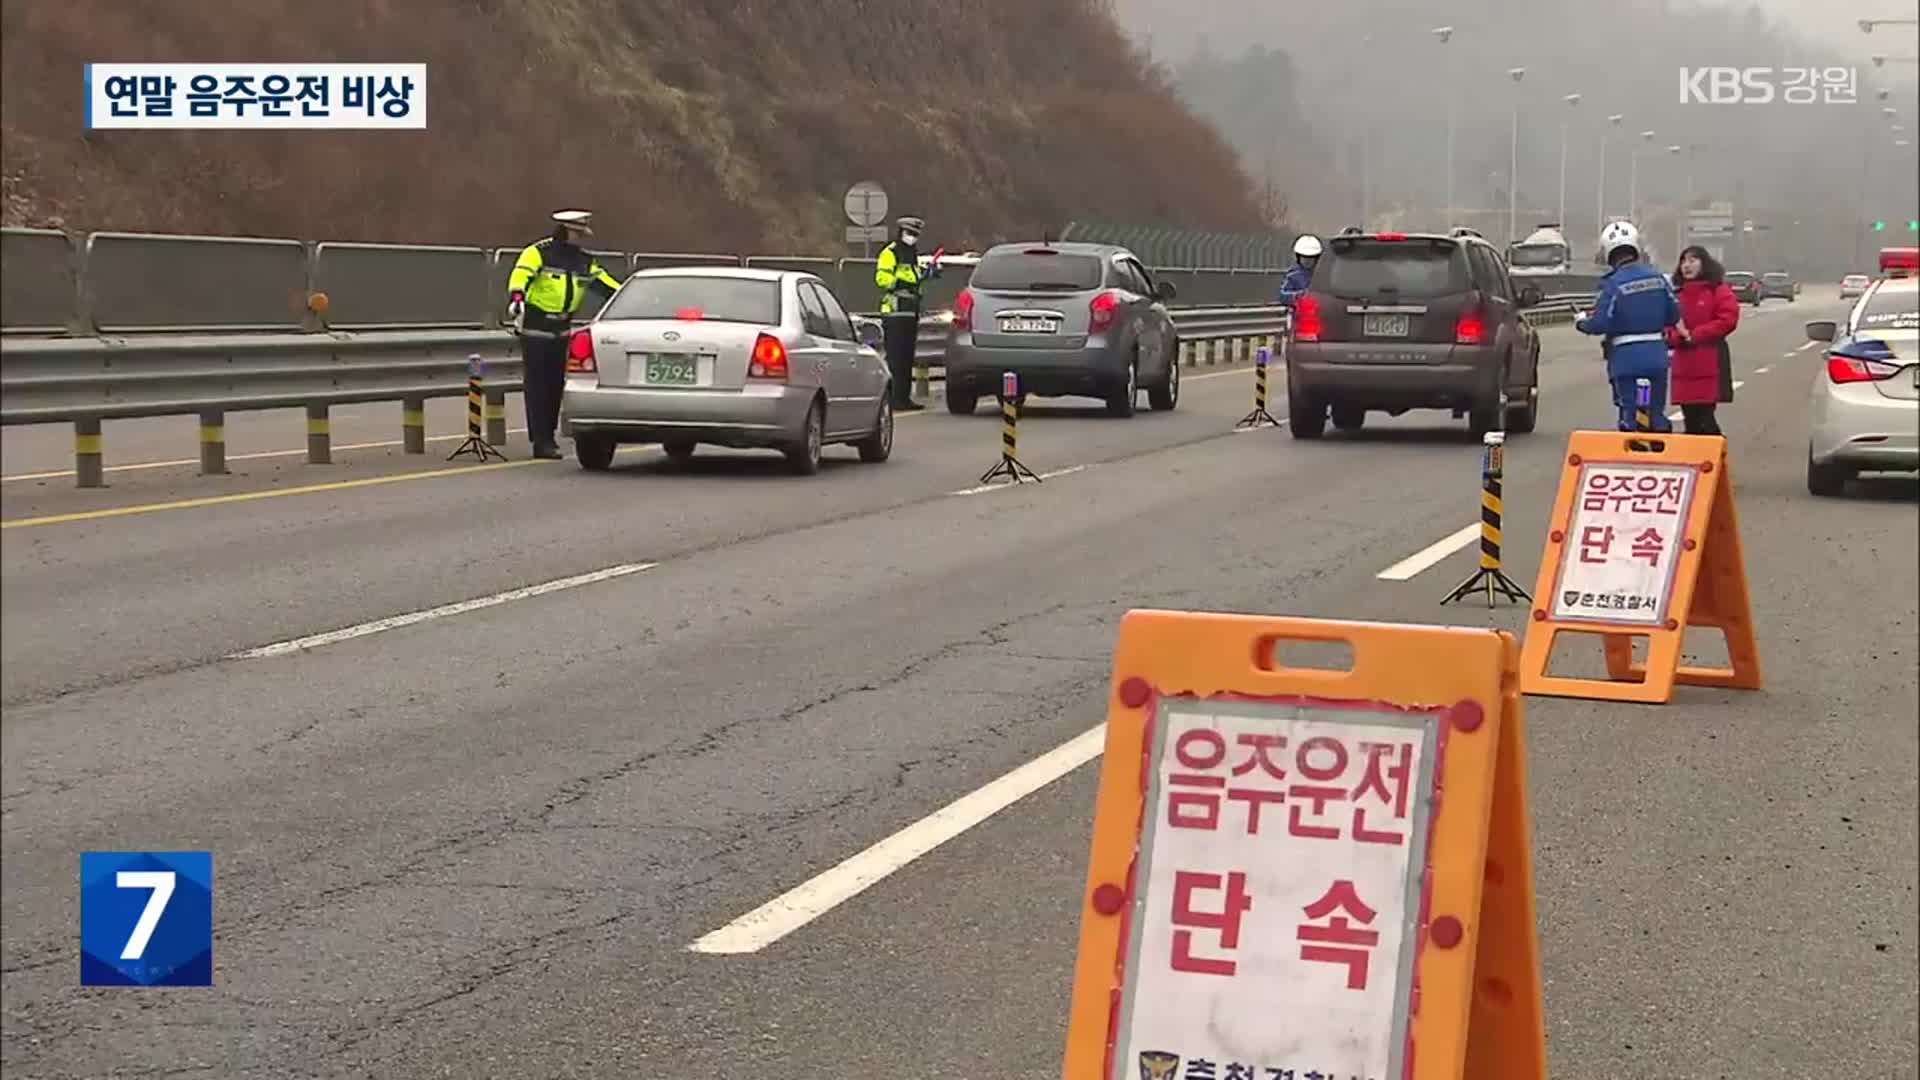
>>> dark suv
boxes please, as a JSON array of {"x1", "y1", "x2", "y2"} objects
[
  {"x1": 941, "y1": 242, "x2": 1180, "y2": 417},
  {"x1": 1285, "y1": 230, "x2": 1542, "y2": 437}
]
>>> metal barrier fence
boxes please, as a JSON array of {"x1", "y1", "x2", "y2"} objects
[{"x1": 1, "y1": 227, "x2": 1290, "y2": 338}]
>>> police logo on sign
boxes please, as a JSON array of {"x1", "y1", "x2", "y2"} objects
[
  {"x1": 1138, "y1": 1050, "x2": 1181, "y2": 1079},
  {"x1": 79, "y1": 851, "x2": 213, "y2": 986}
]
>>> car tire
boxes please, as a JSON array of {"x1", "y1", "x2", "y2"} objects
[
  {"x1": 1331, "y1": 404, "x2": 1365, "y2": 431},
  {"x1": 662, "y1": 439, "x2": 696, "y2": 464},
  {"x1": 856, "y1": 398, "x2": 894, "y2": 463},
  {"x1": 1806, "y1": 450, "x2": 1850, "y2": 497},
  {"x1": 576, "y1": 434, "x2": 616, "y2": 471},
  {"x1": 1506, "y1": 385, "x2": 1540, "y2": 434},
  {"x1": 785, "y1": 399, "x2": 824, "y2": 476},
  {"x1": 947, "y1": 390, "x2": 978, "y2": 416},
  {"x1": 1147, "y1": 350, "x2": 1180, "y2": 411},
  {"x1": 1290, "y1": 398, "x2": 1326, "y2": 439},
  {"x1": 1106, "y1": 354, "x2": 1138, "y2": 417}
]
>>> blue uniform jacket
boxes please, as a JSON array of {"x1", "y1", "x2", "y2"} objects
[
  {"x1": 1276, "y1": 263, "x2": 1313, "y2": 307},
  {"x1": 1575, "y1": 260, "x2": 1681, "y2": 378}
]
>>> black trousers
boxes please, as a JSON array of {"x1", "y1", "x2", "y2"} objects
[
  {"x1": 882, "y1": 314, "x2": 918, "y2": 405},
  {"x1": 1679, "y1": 403, "x2": 1722, "y2": 436},
  {"x1": 521, "y1": 332, "x2": 567, "y2": 447}
]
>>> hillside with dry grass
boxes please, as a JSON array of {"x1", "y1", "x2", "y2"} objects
[{"x1": 0, "y1": 0, "x2": 1270, "y2": 252}]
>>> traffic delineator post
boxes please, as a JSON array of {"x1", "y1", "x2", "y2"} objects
[
  {"x1": 978, "y1": 371, "x2": 1041, "y2": 485},
  {"x1": 447, "y1": 353, "x2": 508, "y2": 463},
  {"x1": 1518, "y1": 430, "x2": 1760, "y2": 704},
  {"x1": 1234, "y1": 346, "x2": 1281, "y2": 429},
  {"x1": 1063, "y1": 611, "x2": 1545, "y2": 1080},
  {"x1": 1629, "y1": 376, "x2": 1657, "y2": 452},
  {"x1": 1442, "y1": 431, "x2": 1532, "y2": 608}
]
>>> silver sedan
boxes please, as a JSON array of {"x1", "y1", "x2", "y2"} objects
[
  {"x1": 560, "y1": 268, "x2": 893, "y2": 475},
  {"x1": 1804, "y1": 277, "x2": 1919, "y2": 495}
]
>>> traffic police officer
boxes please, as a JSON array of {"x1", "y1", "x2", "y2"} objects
[
  {"x1": 507, "y1": 210, "x2": 624, "y2": 458},
  {"x1": 1575, "y1": 220, "x2": 1681, "y2": 432},
  {"x1": 1276, "y1": 234, "x2": 1322, "y2": 307},
  {"x1": 873, "y1": 215, "x2": 935, "y2": 411}
]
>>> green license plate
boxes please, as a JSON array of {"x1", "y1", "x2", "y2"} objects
[{"x1": 644, "y1": 355, "x2": 698, "y2": 385}]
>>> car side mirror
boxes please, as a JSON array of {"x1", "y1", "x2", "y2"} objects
[
  {"x1": 1517, "y1": 285, "x2": 1543, "y2": 308},
  {"x1": 853, "y1": 317, "x2": 883, "y2": 350},
  {"x1": 1155, "y1": 279, "x2": 1178, "y2": 302},
  {"x1": 1806, "y1": 320, "x2": 1837, "y2": 343}
]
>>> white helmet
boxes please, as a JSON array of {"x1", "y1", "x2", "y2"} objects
[
  {"x1": 1293, "y1": 234, "x2": 1324, "y2": 259},
  {"x1": 1600, "y1": 220, "x2": 1640, "y2": 259}
]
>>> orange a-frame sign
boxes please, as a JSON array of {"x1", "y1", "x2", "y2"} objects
[
  {"x1": 1061, "y1": 611, "x2": 1545, "y2": 1080},
  {"x1": 1518, "y1": 431, "x2": 1761, "y2": 704}
]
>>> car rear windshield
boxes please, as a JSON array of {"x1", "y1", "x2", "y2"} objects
[
  {"x1": 1508, "y1": 244, "x2": 1567, "y2": 267},
  {"x1": 601, "y1": 275, "x2": 781, "y2": 324},
  {"x1": 1727, "y1": 273, "x2": 1754, "y2": 284},
  {"x1": 1763, "y1": 273, "x2": 1789, "y2": 283},
  {"x1": 1856, "y1": 289, "x2": 1920, "y2": 332},
  {"x1": 969, "y1": 250, "x2": 1104, "y2": 291},
  {"x1": 1323, "y1": 239, "x2": 1467, "y2": 298}
]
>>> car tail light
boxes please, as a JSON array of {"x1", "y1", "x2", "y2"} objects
[
  {"x1": 674, "y1": 307, "x2": 704, "y2": 320},
  {"x1": 1827, "y1": 351, "x2": 1900, "y2": 383},
  {"x1": 750, "y1": 333, "x2": 789, "y2": 380},
  {"x1": 565, "y1": 329, "x2": 596, "y2": 373},
  {"x1": 1089, "y1": 289, "x2": 1122, "y2": 331},
  {"x1": 1374, "y1": 232, "x2": 1407, "y2": 241},
  {"x1": 953, "y1": 287, "x2": 974, "y2": 330},
  {"x1": 1455, "y1": 308, "x2": 1487, "y2": 345},
  {"x1": 1293, "y1": 293, "x2": 1322, "y2": 341}
]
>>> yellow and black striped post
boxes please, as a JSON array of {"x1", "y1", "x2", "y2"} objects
[
  {"x1": 402, "y1": 396, "x2": 426, "y2": 454},
  {"x1": 306, "y1": 404, "x2": 331, "y2": 465},
  {"x1": 1628, "y1": 376, "x2": 1655, "y2": 451},
  {"x1": 1442, "y1": 430, "x2": 1531, "y2": 608},
  {"x1": 74, "y1": 418, "x2": 104, "y2": 489},
  {"x1": 978, "y1": 370, "x2": 1042, "y2": 485},
  {"x1": 448, "y1": 353, "x2": 507, "y2": 462},
  {"x1": 485, "y1": 387, "x2": 509, "y2": 448},
  {"x1": 1235, "y1": 346, "x2": 1280, "y2": 428},
  {"x1": 199, "y1": 409, "x2": 227, "y2": 476}
]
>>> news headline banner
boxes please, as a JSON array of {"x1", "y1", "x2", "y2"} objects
[{"x1": 84, "y1": 64, "x2": 426, "y2": 129}]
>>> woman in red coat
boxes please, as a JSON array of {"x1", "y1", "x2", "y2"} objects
[{"x1": 1665, "y1": 245, "x2": 1741, "y2": 435}]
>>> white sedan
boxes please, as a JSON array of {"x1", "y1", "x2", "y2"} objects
[{"x1": 1804, "y1": 276, "x2": 1919, "y2": 495}]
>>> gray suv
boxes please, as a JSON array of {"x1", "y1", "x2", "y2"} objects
[
  {"x1": 1286, "y1": 230, "x2": 1542, "y2": 438},
  {"x1": 941, "y1": 242, "x2": 1180, "y2": 417}
]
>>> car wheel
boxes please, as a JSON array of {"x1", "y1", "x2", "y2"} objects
[
  {"x1": 785, "y1": 399, "x2": 824, "y2": 475},
  {"x1": 576, "y1": 434, "x2": 615, "y2": 471},
  {"x1": 1106, "y1": 354, "x2": 1138, "y2": 417},
  {"x1": 662, "y1": 439, "x2": 696, "y2": 464},
  {"x1": 1147, "y1": 345, "x2": 1180, "y2": 411},
  {"x1": 947, "y1": 390, "x2": 979, "y2": 416},
  {"x1": 1331, "y1": 404, "x2": 1365, "y2": 431},
  {"x1": 1289, "y1": 398, "x2": 1326, "y2": 439},
  {"x1": 1505, "y1": 385, "x2": 1539, "y2": 434},
  {"x1": 1806, "y1": 449, "x2": 1850, "y2": 496},
  {"x1": 856, "y1": 397, "x2": 894, "y2": 463}
]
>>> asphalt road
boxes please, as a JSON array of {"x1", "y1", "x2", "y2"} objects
[{"x1": 3, "y1": 290, "x2": 1914, "y2": 1078}]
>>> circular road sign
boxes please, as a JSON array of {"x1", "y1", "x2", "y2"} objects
[{"x1": 844, "y1": 181, "x2": 890, "y2": 227}]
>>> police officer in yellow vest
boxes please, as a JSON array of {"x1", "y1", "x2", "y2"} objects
[
  {"x1": 507, "y1": 210, "x2": 624, "y2": 458},
  {"x1": 873, "y1": 215, "x2": 935, "y2": 411}
]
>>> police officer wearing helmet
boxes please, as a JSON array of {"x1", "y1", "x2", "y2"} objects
[
  {"x1": 1277, "y1": 234, "x2": 1322, "y2": 307},
  {"x1": 874, "y1": 215, "x2": 937, "y2": 411},
  {"x1": 507, "y1": 210, "x2": 624, "y2": 458},
  {"x1": 1575, "y1": 220, "x2": 1681, "y2": 432}
]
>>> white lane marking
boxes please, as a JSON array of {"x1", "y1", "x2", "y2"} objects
[
  {"x1": 1376, "y1": 523, "x2": 1480, "y2": 581},
  {"x1": 1755, "y1": 366, "x2": 1771, "y2": 374},
  {"x1": 949, "y1": 464, "x2": 1089, "y2": 496},
  {"x1": 1798, "y1": 341, "x2": 1819, "y2": 352},
  {"x1": 2, "y1": 427, "x2": 533, "y2": 483},
  {"x1": 226, "y1": 562, "x2": 656, "y2": 660},
  {"x1": 689, "y1": 723, "x2": 1108, "y2": 954}
]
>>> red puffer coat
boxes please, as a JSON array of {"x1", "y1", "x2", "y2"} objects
[{"x1": 1665, "y1": 279, "x2": 1740, "y2": 405}]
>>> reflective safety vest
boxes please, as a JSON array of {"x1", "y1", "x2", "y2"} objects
[
  {"x1": 508, "y1": 238, "x2": 623, "y2": 318},
  {"x1": 874, "y1": 242, "x2": 923, "y2": 316}
]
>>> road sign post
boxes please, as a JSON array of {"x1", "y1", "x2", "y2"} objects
[{"x1": 844, "y1": 180, "x2": 889, "y2": 260}]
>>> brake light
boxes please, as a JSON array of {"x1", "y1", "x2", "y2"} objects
[
  {"x1": 1827, "y1": 351, "x2": 1900, "y2": 383},
  {"x1": 1455, "y1": 309, "x2": 1486, "y2": 345},
  {"x1": 1089, "y1": 289, "x2": 1122, "y2": 331},
  {"x1": 565, "y1": 329, "x2": 596, "y2": 373},
  {"x1": 954, "y1": 287, "x2": 974, "y2": 331},
  {"x1": 750, "y1": 333, "x2": 789, "y2": 380},
  {"x1": 1375, "y1": 232, "x2": 1408, "y2": 241},
  {"x1": 674, "y1": 307, "x2": 704, "y2": 320},
  {"x1": 1293, "y1": 293, "x2": 1322, "y2": 341}
]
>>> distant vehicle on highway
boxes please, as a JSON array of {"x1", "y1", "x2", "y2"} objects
[
  {"x1": 1506, "y1": 224, "x2": 1573, "y2": 278},
  {"x1": 1760, "y1": 271, "x2": 1796, "y2": 303},
  {"x1": 1285, "y1": 229, "x2": 1542, "y2": 437},
  {"x1": 1726, "y1": 271, "x2": 1762, "y2": 305},
  {"x1": 1803, "y1": 275, "x2": 1919, "y2": 495},
  {"x1": 1841, "y1": 273, "x2": 1871, "y2": 299},
  {"x1": 560, "y1": 267, "x2": 893, "y2": 475},
  {"x1": 941, "y1": 241, "x2": 1180, "y2": 417}
]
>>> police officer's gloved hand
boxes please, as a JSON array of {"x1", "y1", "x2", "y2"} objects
[{"x1": 507, "y1": 291, "x2": 525, "y2": 321}]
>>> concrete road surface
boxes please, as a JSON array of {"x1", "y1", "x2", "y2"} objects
[{"x1": 3, "y1": 290, "x2": 1914, "y2": 1078}]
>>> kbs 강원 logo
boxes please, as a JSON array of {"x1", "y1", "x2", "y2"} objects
[
  {"x1": 79, "y1": 851, "x2": 213, "y2": 986},
  {"x1": 1678, "y1": 66, "x2": 1859, "y2": 104}
]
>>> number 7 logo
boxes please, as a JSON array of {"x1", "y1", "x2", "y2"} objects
[{"x1": 115, "y1": 870, "x2": 175, "y2": 960}]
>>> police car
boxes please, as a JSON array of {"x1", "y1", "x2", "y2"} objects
[{"x1": 1802, "y1": 267, "x2": 1919, "y2": 495}]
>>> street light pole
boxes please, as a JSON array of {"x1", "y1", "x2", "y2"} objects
[
  {"x1": 1508, "y1": 67, "x2": 1527, "y2": 245},
  {"x1": 1597, "y1": 113, "x2": 1622, "y2": 243},
  {"x1": 1559, "y1": 93, "x2": 1581, "y2": 229},
  {"x1": 1433, "y1": 26, "x2": 1456, "y2": 228},
  {"x1": 1667, "y1": 145, "x2": 1685, "y2": 256},
  {"x1": 1628, "y1": 129, "x2": 1654, "y2": 224}
]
